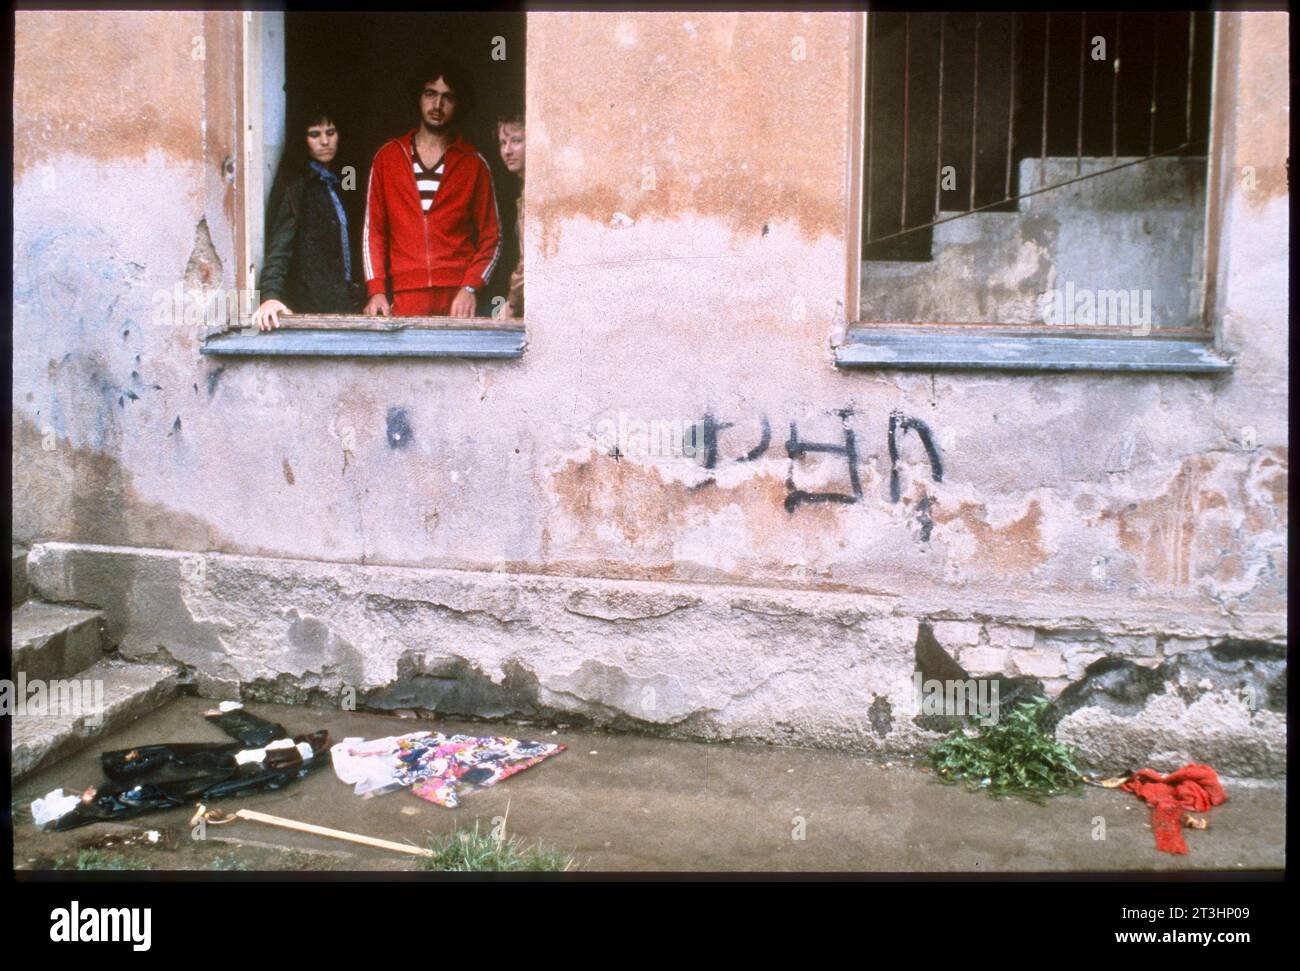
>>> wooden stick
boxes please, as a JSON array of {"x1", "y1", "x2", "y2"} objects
[{"x1": 234, "y1": 808, "x2": 435, "y2": 858}]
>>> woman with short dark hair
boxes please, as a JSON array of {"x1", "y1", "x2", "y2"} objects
[{"x1": 253, "y1": 105, "x2": 364, "y2": 329}]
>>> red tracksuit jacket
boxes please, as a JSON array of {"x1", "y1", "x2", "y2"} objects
[{"x1": 362, "y1": 130, "x2": 502, "y2": 297}]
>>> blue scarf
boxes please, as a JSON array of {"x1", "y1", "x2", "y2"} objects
[{"x1": 310, "y1": 160, "x2": 352, "y2": 285}]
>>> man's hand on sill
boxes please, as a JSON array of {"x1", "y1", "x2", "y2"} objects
[
  {"x1": 449, "y1": 288, "x2": 476, "y2": 318},
  {"x1": 359, "y1": 288, "x2": 480, "y2": 320}
]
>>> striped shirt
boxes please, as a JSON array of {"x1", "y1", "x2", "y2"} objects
[{"x1": 411, "y1": 136, "x2": 444, "y2": 212}]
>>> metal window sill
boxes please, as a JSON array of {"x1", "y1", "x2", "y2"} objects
[
  {"x1": 200, "y1": 316, "x2": 526, "y2": 359},
  {"x1": 835, "y1": 326, "x2": 1233, "y2": 374}
]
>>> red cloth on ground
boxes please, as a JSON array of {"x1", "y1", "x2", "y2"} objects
[{"x1": 1121, "y1": 764, "x2": 1226, "y2": 854}]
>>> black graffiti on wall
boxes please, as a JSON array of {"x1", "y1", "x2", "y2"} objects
[
  {"x1": 695, "y1": 407, "x2": 943, "y2": 514},
  {"x1": 698, "y1": 413, "x2": 771, "y2": 469},
  {"x1": 784, "y1": 408, "x2": 862, "y2": 512},
  {"x1": 887, "y1": 410, "x2": 943, "y2": 502}
]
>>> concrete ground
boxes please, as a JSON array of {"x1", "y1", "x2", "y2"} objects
[{"x1": 10, "y1": 697, "x2": 1286, "y2": 872}]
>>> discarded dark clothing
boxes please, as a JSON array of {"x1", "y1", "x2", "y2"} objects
[
  {"x1": 204, "y1": 707, "x2": 289, "y2": 747},
  {"x1": 49, "y1": 706, "x2": 330, "y2": 831}
]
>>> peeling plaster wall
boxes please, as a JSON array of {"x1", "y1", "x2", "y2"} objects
[
  {"x1": 24, "y1": 542, "x2": 1287, "y2": 775},
  {"x1": 11, "y1": 12, "x2": 1289, "y2": 762}
]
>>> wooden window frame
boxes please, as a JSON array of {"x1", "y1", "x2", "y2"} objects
[
  {"x1": 204, "y1": 11, "x2": 525, "y2": 361},
  {"x1": 838, "y1": 10, "x2": 1232, "y2": 374}
]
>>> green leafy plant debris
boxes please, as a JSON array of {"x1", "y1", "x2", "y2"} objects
[{"x1": 927, "y1": 697, "x2": 1083, "y2": 802}]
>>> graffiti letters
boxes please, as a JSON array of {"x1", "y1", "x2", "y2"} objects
[
  {"x1": 699, "y1": 413, "x2": 771, "y2": 469},
  {"x1": 783, "y1": 409, "x2": 862, "y2": 512},
  {"x1": 698, "y1": 406, "x2": 944, "y2": 514},
  {"x1": 887, "y1": 409, "x2": 943, "y2": 503},
  {"x1": 598, "y1": 406, "x2": 946, "y2": 519}
]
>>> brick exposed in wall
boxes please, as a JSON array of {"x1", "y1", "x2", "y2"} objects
[
  {"x1": 987, "y1": 625, "x2": 1037, "y2": 649},
  {"x1": 932, "y1": 620, "x2": 982, "y2": 647}
]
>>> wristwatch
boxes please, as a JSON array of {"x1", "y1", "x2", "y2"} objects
[{"x1": 463, "y1": 285, "x2": 477, "y2": 294}]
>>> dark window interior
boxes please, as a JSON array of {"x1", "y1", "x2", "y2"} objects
[
  {"x1": 281, "y1": 12, "x2": 526, "y2": 312},
  {"x1": 863, "y1": 11, "x2": 1213, "y2": 261}
]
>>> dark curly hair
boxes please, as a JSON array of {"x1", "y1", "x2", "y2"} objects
[
  {"x1": 283, "y1": 100, "x2": 343, "y2": 170},
  {"x1": 297, "y1": 102, "x2": 339, "y2": 134},
  {"x1": 409, "y1": 55, "x2": 477, "y2": 126}
]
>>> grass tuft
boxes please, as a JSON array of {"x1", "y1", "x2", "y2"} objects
[
  {"x1": 927, "y1": 697, "x2": 1082, "y2": 803},
  {"x1": 418, "y1": 822, "x2": 576, "y2": 872},
  {"x1": 53, "y1": 849, "x2": 150, "y2": 871}
]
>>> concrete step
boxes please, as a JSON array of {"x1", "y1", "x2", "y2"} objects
[
  {"x1": 11, "y1": 659, "x2": 181, "y2": 780},
  {"x1": 12, "y1": 546, "x2": 28, "y2": 606},
  {"x1": 860, "y1": 156, "x2": 1206, "y2": 327},
  {"x1": 11, "y1": 601, "x2": 105, "y2": 683}
]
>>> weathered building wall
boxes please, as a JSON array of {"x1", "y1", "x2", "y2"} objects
[{"x1": 12, "y1": 12, "x2": 1288, "y2": 772}]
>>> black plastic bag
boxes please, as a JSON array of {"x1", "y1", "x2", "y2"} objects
[
  {"x1": 50, "y1": 709, "x2": 330, "y2": 831},
  {"x1": 203, "y1": 708, "x2": 289, "y2": 747}
]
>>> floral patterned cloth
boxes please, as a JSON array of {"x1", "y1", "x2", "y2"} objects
[{"x1": 331, "y1": 731, "x2": 565, "y2": 808}]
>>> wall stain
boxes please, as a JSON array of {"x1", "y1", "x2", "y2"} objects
[
  {"x1": 386, "y1": 407, "x2": 413, "y2": 449},
  {"x1": 932, "y1": 498, "x2": 1048, "y2": 573},
  {"x1": 13, "y1": 12, "x2": 206, "y2": 179},
  {"x1": 206, "y1": 365, "x2": 226, "y2": 397},
  {"x1": 12, "y1": 414, "x2": 227, "y2": 550},
  {"x1": 1094, "y1": 452, "x2": 1285, "y2": 589}
]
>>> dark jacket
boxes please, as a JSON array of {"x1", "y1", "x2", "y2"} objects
[{"x1": 260, "y1": 164, "x2": 364, "y2": 313}]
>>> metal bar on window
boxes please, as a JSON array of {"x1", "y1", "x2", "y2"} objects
[
  {"x1": 1111, "y1": 12, "x2": 1121, "y2": 161},
  {"x1": 1148, "y1": 23, "x2": 1160, "y2": 156},
  {"x1": 1076, "y1": 12, "x2": 1085, "y2": 176},
  {"x1": 901, "y1": 13, "x2": 911, "y2": 229},
  {"x1": 1039, "y1": 13, "x2": 1050, "y2": 187},
  {"x1": 862, "y1": 10, "x2": 1206, "y2": 250},
  {"x1": 934, "y1": 13, "x2": 945, "y2": 220},
  {"x1": 865, "y1": 14, "x2": 876, "y2": 242},
  {"x1": 970, "y1": 12, "x2": 980, "y2": 210},
  {"x1": 1184, "y1": 12, "x2": 1195, "y2": 145},
  {"x1": 1005, "y1": 12, "x2": 1016, "y2": 200}
]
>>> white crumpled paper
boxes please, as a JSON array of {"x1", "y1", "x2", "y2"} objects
[{"x1": 31, "y1": 788, "x2": 79, "y2": 828}]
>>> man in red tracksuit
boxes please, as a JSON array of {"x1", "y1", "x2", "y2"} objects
[{"x1": 362, "y1": 57, "x2": 501, "y2": 318}]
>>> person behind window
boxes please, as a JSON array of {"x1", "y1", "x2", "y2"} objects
[
  {"x1": 494, "y1": 110, "x2": 525, "y2": 321},
  {"x1": 253, "y1": 105, "x2": 364, "y2": 330},
  {"x1": 361, "y1": 56, "x2": 501, "y2": 319}
]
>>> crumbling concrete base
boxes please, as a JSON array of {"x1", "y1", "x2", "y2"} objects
[
  {"x1": 1049, "y1": 646, "x2": 1287, "y2": 778},
  {"x1": 26, "y1": 542, "x2": 1286, "y2": 776}
]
